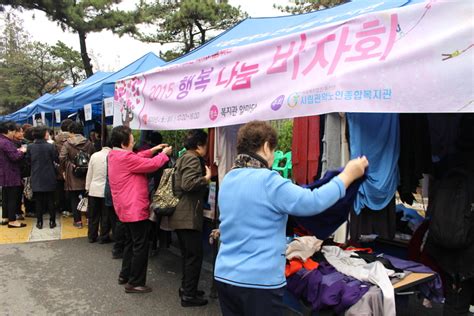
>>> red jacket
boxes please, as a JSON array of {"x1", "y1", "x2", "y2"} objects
[{"x1": 108, "y1": 148, "x2": 169, "y2": 222}]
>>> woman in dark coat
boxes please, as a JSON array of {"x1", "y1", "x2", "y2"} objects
[
  {"x1": 169, "y1": 129, "x2": 211, "y2": 307},
  {"x1": 27, "y1": 126, "x2": 58, "y2": 229}
]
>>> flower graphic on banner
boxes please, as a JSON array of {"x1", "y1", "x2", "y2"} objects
[{"x1": 114, "y1": 75, "x2": 146, "y2": 127}]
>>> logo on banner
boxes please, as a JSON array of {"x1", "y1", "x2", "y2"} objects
[
  {"x1": 209, "y1": 105, "x2": 219, "y2": 121},
  {"x1": 271, "y1": 95, "x2": 285, "y2": 111},
  {"x1": 287, "y1": 93, "x2": 300, "y2": 108}
]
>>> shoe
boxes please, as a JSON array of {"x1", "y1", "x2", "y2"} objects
[
  {"x1": 36, "y1": 221, "x2": 43, "y2": 229},
  {"x1": 112, "y1": 252, "x2": 123, "y2": 260},
  {"x1": 181, "y1": 296, "x2": 208, "y2": 307},
  {"x1": 118, "y1": 277, "x2": 129, "y2": 285},
  {"x1": 179, "y1": 288, "x2": 205, "y2": 298},
  {"x1": 73, "y1": 222, "x2": 83, "y2": 229},
  {"x1": 8, "y1": 223, "x2": 27, "y2": 228},
  {"x1": 25, "y1": 212, "x2": 35, "y2": 218},
  {"x1": 16, "y1": 214, "x2": 25, "y2": 220},
  {"x1": 98, "y1": 237, "x2": 112, "y2": 244},
  {"x1": 124, "y1": 285, "x2": 152, "y2": 294},
  {"x1": 62, "y1": 211, "x2": 72, "y2": 217},
  {"x1": 1, "y1": 219, "x2": 8, "y2": 226},
  {"x1": 50, "y1": 221, "x2": 57, "y2": 229},
  {"x1": 88, "y1": 238, "x2": 97, "y2": 243}
]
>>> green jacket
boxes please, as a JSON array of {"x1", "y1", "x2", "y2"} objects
[{"x1": 169, "y1": 150, "x2": 208, "y2": 231}]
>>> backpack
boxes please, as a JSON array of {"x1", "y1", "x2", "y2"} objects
[
  {"x1": 150, "y1": 168, "x2": 180, "y2": 217},
  {"x1": 428, "y1": 168, "x2": 474, "y2": 249},
  {"x1": 73, "y1": 150, "x2": 90, "y2": 178}
]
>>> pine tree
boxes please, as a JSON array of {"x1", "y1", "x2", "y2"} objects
[
  {"x1": 0, "y1": 0, "x2": 142, "y2": 77},
  {"x1": 274, "y1": 0, "x2": 347, "y2": 14},
  {"x1": 133, "y1": 0, "x2": 247, "y2": 60}
]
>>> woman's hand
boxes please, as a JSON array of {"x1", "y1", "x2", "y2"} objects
[
  {"x1": 151, "y1": 143, "x2": 169, "y2": 154},
  {"x1": 204, "y1": 165, "x2": 212, "y2": 182},
  {"x1": 338, "y1": 156, "x2": 369, "y2": 188},
  {"x1": 162, "y1": 146, "x2": 173, "y2": 156}
]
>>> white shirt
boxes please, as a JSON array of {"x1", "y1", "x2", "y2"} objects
[{"x1": 85, "y1": 147, "x2": 111, "y2": 198}]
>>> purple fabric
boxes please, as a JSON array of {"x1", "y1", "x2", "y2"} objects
[
  {"x1": 0, "y1": 134, "x2": 23, "y2": 187},
  {"x1": 287, "y1": 261, "x2": 370, "y2": 312},
  {"x1": 294, "y1": 169, "x2": 365, "y2": 240},
  {"x1": 384, "y1": 254, "x2": 444, "y2": 303}
]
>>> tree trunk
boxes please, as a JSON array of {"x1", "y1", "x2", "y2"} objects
[{"x1": 78, "y1": 30, "x2": 93, "y2": 77}]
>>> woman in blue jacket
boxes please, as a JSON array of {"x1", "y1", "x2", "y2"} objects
[{"x1": 215, "y1": 121, "x2": 368, "y2": 316}]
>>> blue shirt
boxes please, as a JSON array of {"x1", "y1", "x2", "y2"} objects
[
  {"x1": 347, "y1": 113, "x2": 400, "y2": 214},
  {"x1": 215, "y1": 168, "x2": 346, "y2": 289}
]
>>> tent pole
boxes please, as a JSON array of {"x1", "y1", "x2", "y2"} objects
[{"x1": 101, "y1": 100, "x2": 106, "y2": 147}]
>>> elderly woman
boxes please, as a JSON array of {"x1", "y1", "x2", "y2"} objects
[
  {"x1": 27, "y1": 126, "x2": 59, "y2": 229},
  {"x1": 108, "y1": 126, "x2": 172, "y2": 294},
  {"x1": 169, "y1": 129, "x2": 211, "y2": 308},
  {"x1": 0, "y1": 121, "x2": 27, "y2": 228},
  {"x1": 214, "y1": 121, "x2": 368, "y2": 315}
]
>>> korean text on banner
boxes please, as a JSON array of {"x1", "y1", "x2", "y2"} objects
[{"x1": 114, "y1": 1, "x2": 474, "y2": 131}]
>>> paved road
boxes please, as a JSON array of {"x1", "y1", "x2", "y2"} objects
[{"x1": 0, "y1": 238, "x2": 221, "y2": 316}]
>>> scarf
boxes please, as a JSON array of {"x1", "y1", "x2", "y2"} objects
[{"x1": 232, "y1": 153, "x2": 269, "y2": 170}]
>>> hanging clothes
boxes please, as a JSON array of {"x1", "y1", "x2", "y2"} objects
[
  {"x1": 347, "y1": 113, "x2": 400, "y2": 214},
  {"x1": 214, "y1": 125, "x2": 240, "y2": 185},
  {"x1": 293, "y1": 169, "x2": 365, "y2": 240},
  {"x1": 206, "y1": 128, "x2": 218, "y2": 177},
  {"x1": 319, "y1": 113, "x2": 351, "y2": 243},
  {"x1": 321, "y1": 113, "x2": 343, "y2": 177},
  {"x1": 349, "y1": 197, "x2": 397, "y2": 241},
  {"x1": 397, "y1": 114, "x2": 432, "y2": 205},
  {"x1": 292, "y1": 116, "x2": 321, "y2": 185}
]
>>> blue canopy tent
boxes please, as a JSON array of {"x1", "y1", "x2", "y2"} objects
[
  {"x1": 42, "y1": 71, "x2": 112, "y2": 117},
  {"x1": 1, "y1": 93, "x2": 54, "y2": 123},
  {"x1": 167, "y1": 0, "x2": 422, "y2": 65},
  {"x1": 72, "y1": 52, "x2": 165, "y2": 116}
]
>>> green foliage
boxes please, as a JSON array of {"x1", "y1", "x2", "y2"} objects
[
  {"x1": 272, "y1": 120, "x2": 293, "y2": 153},
  {"x1": 0, "y1": 0, "x2": 143, "y2": 76},
  {"x1": 134, "y1": 0, "x2": 247, "y2": 57},
  {"x1": 0, "y1": 11, "x2": 85, "y2": 114},
  {"x1": 160, "y1": 129, "x2": 188, "y2": 155},
  {"x1": 274, "y1": 0, "x2": 348, "y2": 14},
  {"x1": 50, "y1": 41, "x2": 86, "y2": 86}
]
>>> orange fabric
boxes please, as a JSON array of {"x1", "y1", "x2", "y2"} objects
[{"x1": 285, "y1": 258, "x2": 320, "y2": 277}]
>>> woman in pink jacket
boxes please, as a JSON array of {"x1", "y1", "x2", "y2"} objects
[{"x1": 108, "y1": 126, "x2": 172, "y2": 294}]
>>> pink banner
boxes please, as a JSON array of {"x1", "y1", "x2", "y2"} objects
[{"x1": 114, "y1": 1, "x2": 474, "y2": 130}]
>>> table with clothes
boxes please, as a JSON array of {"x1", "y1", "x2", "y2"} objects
[{"x1": 284, "y1": 236, "x2": 443, "y2": 316}]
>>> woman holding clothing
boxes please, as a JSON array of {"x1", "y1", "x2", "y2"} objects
[
  {"x1": 215, "y1": 121, "x2": 368, "y2": 316},
  {"x1": 108, "y1": 126, "x2": 172, "y2": 294}
]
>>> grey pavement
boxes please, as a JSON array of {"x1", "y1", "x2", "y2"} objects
[{"x1": 0, "y1": 238, "x2": 221, "y2": 316}]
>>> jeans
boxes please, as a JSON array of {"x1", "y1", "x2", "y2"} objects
[
  {"x1": 120, "y1": 220, "x2": 151, "y2": 287},
  {"x1": 34, "y1": 191, "x2": 56, "y2": 223},
  {"x1": 176, "y1": 229, "x2": 204, "y2": 297}
]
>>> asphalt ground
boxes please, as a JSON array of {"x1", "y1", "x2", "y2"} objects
[{"x1": 0, "y1": 238, "x2": 221, "y2": 316}]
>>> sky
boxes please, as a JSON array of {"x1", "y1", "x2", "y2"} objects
[{"x1": 3, "y1": 0, "x2": 291, "y2": 72}]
